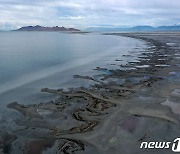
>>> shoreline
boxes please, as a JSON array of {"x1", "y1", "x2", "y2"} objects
[
  {"x1": 0, "y1": 33, "x2": 140, "y2": 98},
  {"x1": 1, "y1": 33, "x2": 180, "y2": 154}
]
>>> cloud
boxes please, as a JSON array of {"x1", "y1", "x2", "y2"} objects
[
  {"x1": 0, "y1": 0, "x2": 180, "y2": 30},
  {"x1": 58, "y1": 15, "x2": 86, "y2": 20}
]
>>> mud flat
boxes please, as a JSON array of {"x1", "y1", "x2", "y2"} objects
[{"x1": 1, "y1": 33, "x2": 180, "y2": 154}]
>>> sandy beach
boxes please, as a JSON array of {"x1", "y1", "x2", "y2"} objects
[{"x1": 0, "y1": 33, "x2": 180, "y2": 154}]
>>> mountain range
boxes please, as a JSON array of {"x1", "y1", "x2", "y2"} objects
[
  {"x1": 14, "y1": 25, "x2": 80, "y2": 32},
  {"x1": 86, "y1": 25, "x2": 180, "y2": 32},
  {"x1": 3, "y1": 25, "x2": 180, "y2": 32}
]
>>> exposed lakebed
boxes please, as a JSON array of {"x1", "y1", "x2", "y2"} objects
[{"x1": 0, "y1": 32, "x2": 180, "y2": 154}]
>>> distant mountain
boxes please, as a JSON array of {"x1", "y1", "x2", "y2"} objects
[
  {"x1": 130, "y1": 26, "x2": 155, "y2": 31},
  {"x1": 86, "y1": 25, "x2": 180, "y2": 32},
  {"x1": 156, "y1": 26, "x2": 180, "y2": 31},
  {"x1": 14, "y1": 25, "x2": 80, "y2": 32}
]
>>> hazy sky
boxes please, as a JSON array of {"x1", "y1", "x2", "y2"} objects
[{"x1": 0, "y1": 0, "x2": 180, "y2": 30}]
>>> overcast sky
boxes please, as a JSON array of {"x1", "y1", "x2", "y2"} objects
[{"x1": 0, "y1": 0, "x2": 180, "y2": 30}]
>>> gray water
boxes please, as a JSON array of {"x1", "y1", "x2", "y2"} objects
[
  {"x1": 0, "y1": 32, "x2": 122, "y2": 87},
  {"x1": 0, "y1": 32, "x2": 146, "y2": 115}
]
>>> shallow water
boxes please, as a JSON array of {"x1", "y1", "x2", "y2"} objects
[{"x1": 0, "y1": 32, "x2": 146, "y2": 106}]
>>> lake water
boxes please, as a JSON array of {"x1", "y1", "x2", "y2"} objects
[{"x1": 0, "y1": 32, "x2": 146, "y2": 109}]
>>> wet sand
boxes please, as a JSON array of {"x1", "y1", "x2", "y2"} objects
[{"x1": 1, "y1": 33, "x2": 180, "y2": 154}]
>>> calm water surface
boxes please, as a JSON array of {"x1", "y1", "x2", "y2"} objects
[{"x1": 0, "y1": 32, "x2": 146, "y2": 109}]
